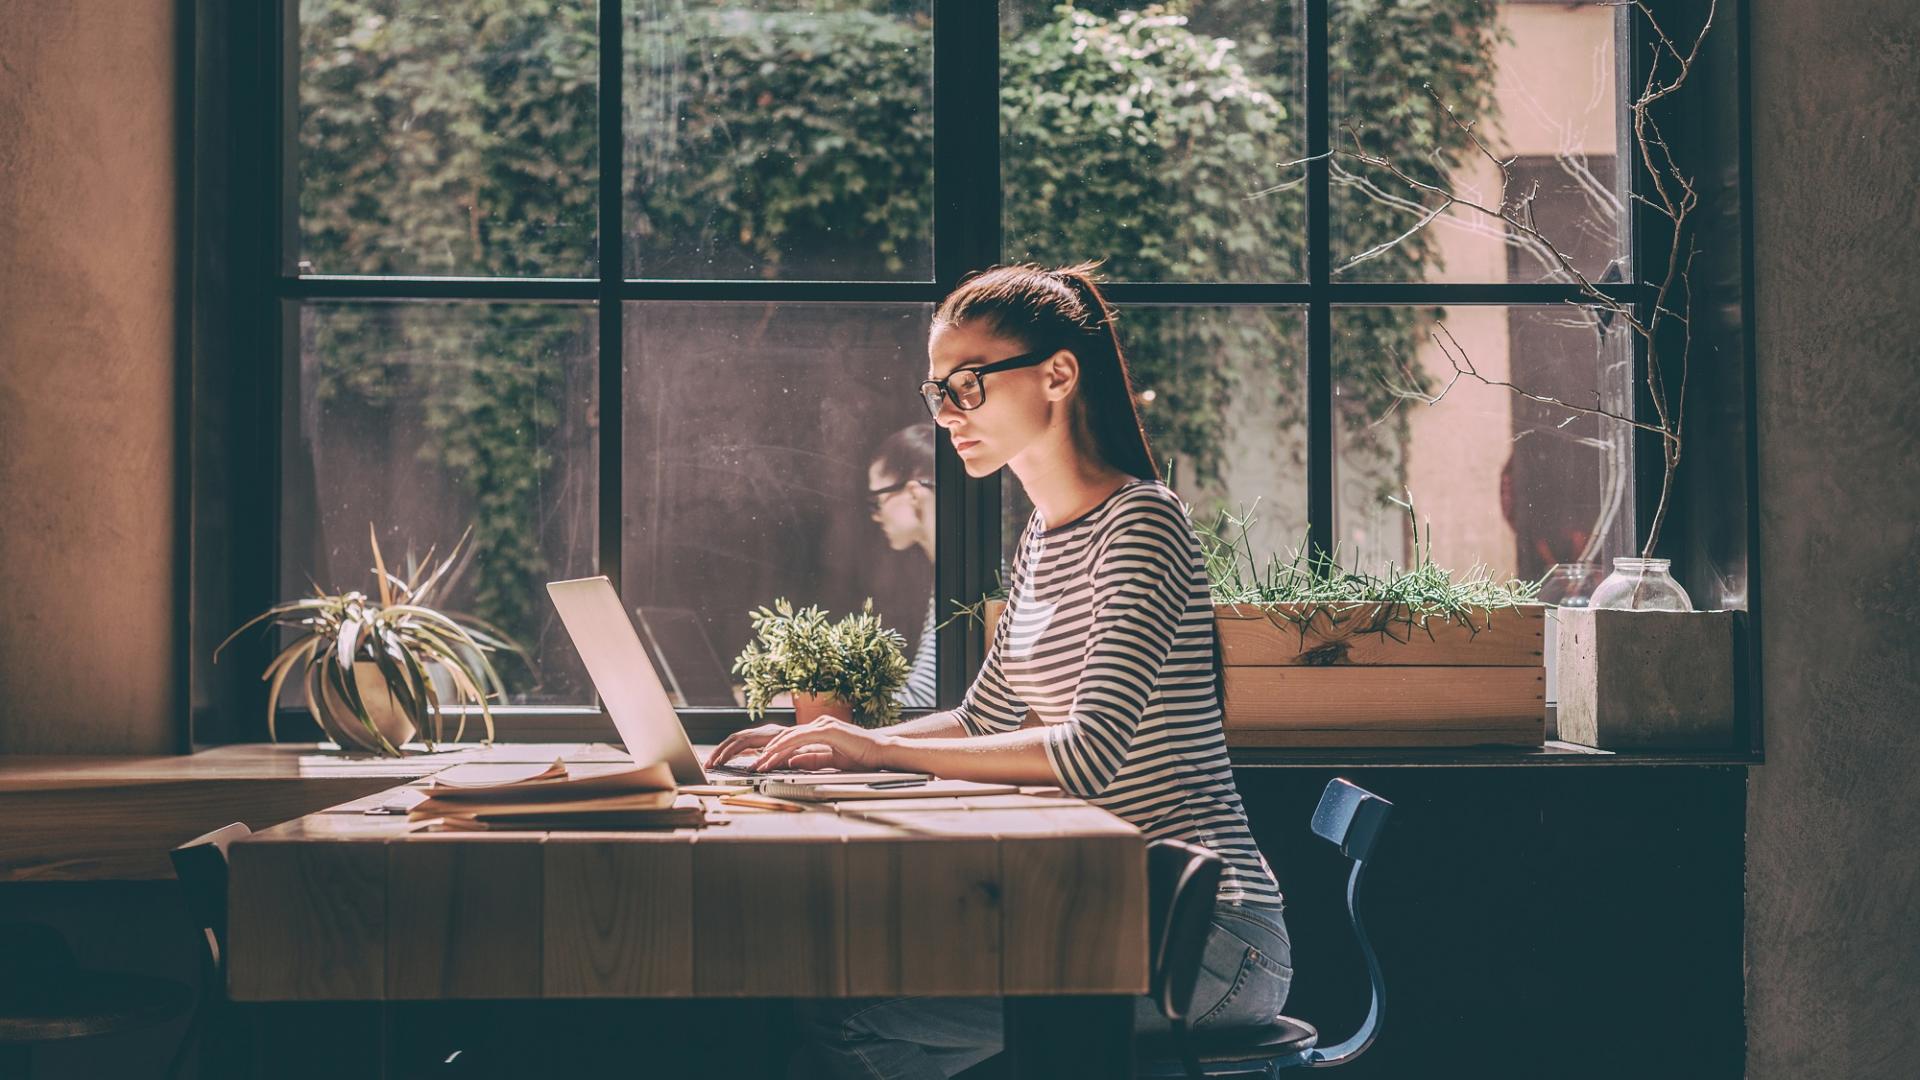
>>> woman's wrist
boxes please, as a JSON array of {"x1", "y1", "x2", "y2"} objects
[{"x1": 872, "y1": 730, "x2": 908, "y2": 770}]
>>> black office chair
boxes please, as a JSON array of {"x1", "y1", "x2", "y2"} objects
[
  {"x1": 0, "y1": 923, "x2": 193, "y2": 1079},
  {"x1": 169, "y1": 822, "x2": 253, "y2": 1079},
  {"x1": 1136, "y1": 778, "x2": 1394, "y2": 1078}
]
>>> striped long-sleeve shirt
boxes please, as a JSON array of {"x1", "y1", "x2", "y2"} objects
[{"x1": 954, "y1": 478, "x2": 1282, "y2": 904}]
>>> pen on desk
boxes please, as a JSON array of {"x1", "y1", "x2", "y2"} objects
[{"x1": 865, "y1": 778, "x2": 929, "y2": 789}]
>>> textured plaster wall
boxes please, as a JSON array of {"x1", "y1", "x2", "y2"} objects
[
  {"x1": 0, "y1": 1, "x2": 178, "y2": 753},
  {"x1": 1747, "y1": 0, "x2": 1920, "y2": 1076}
]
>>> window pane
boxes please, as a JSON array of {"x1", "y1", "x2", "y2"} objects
[
  {"x1": 1003, "y1": 306, "x2": 1308, "y2": 571},
  {"x1": 624, "y1": 2, "x2": 933, "y2": 280},
  {"x1": 1333, "y1": 306, "x2": 1636, "y2": 580},
  {"x1": 624, "y1": 303, "x2": 936, "y2": 708},
  {"x1": 1331, "y1": 0, "x2": 1627, "y2": 284},
  {"x1": 297, "y1": 1, "x2": 599, "y2": 277},
  {"x1": 283, "y1": 301, "x2": 599, "y2": 706},
  {"x1": 1001, "y1": 3, "x2": 1305, "y2": 282}
]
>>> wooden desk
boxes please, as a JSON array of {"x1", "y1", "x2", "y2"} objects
[
  {"x1": 226, "y1": 782, "x2": 1149, "y2": 1077},
  {"x1": 0, "y1": 743, "x2": 622, "y2": 881}
]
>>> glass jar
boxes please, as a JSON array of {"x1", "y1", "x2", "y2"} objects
[
  {"x1": 1589, "y1": 557, "x2": 1693, "y2": 612},
  {"x1": 1537, "y1": 562, "x2": 1606, "y2": 608}
]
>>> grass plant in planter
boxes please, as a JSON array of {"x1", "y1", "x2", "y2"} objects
[
  {"x1": 969, "y1": 498, "x2": 1548, "y2": 749},
  {"x1": 1200, "y1": 502, "x2": 1547, "y2": 747},
  {"x1": 733, "y1": 599, "x2": 910, "y2": 728},
  {"x1": 215, "y1": 528, "x2": 520, "y2": 756}
]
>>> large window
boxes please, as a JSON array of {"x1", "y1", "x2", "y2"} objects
[{"x1": 244, "y1": 0, "x2": 1716, "y2": 731}]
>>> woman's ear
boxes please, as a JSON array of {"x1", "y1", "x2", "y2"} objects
[{"x1": 1043, "y1": 349, "x2": 1080, "y2": 402}]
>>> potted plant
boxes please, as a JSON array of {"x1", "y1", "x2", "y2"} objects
[
  {"x1": 215, "y1": 527, "x2": 520, "y2": 756},
  {"x1": 969, "y1": 497, "x2": 1549, "y2": 748},
  {"x1": 733, "y1": 599, "x2": 910, "y2": 728}
]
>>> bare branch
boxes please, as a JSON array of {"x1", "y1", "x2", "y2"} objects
[
  {"x1": 1338, "y1": 199, "x2": 1454, "y2": 274},
  {"x1": 1426, "y1": 322, "x2": 1673, "y2": 440}
]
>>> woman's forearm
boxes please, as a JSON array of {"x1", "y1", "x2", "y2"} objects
[
  {"x1": 885, "y1": 710, "x2": 969, "y2": 739},
  {"x1": 878, "y1": 726, "x2": 1060, "y2": 786}
]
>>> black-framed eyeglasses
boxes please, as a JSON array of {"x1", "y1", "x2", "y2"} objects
[
  {"x1": 918, "y1": 350, "x2": 1051, "y2": 418},
  {"x1": 867, "y1": 478, "x2": 925, "y2": 512}
]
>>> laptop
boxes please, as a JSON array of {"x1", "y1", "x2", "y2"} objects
[{"x1": 546, "y1": 576, "x2": 925, "y2": 787}]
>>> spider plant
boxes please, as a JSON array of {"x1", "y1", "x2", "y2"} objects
[{"x1": 214, "y1": 526, "x2": 522, "y2": 755}]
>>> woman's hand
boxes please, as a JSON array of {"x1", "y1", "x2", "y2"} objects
[
  {"x1": 703, "y1": 723, "x2": 789, "y2": 770},
  {"x1": 750, "y1": 718, "x2": 895, "y2": 773}
]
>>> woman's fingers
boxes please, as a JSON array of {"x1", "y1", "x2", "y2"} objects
[
  {"x1": 704, "y1": 735, "x2": 737, "y2": 769},
  {"x1": 705, "y1": 732, "x2": 749, "y2": 768},
  {"x1": 752, "y1": 728, "x2": 813, "y2": 771},
  {"x1": 754, "y1": 722, "x2": 842, "y2": 771},
  {"x1": 782, "y1": 746, "x2": 839, "y2": 771},
  {"x1": 705, "y1": 723, "x2": 781, "y2": 768}
]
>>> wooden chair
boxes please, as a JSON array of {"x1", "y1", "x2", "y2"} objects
[
  {"x1": 0, "y1": 923, "x2": 193, "y2": 1078},
  {"x1": 1136, "y1": 777, "x2": 1395, "y2": 1078}
]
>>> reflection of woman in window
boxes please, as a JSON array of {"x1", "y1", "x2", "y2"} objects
[
  {"x1": 867, "y1": 425, "x2": 937, "y2": 709},
  {"x1": 710, "y1": 264, "x2": 1289, "y2": 1079}
]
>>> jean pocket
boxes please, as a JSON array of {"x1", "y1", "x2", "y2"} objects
[
  {"x1": 1211, "y1": 907, "x2": 1293, "y2": 978},
  {"x1": 1191, "y1": 932, "x2": 1292, "y2": 1030}
]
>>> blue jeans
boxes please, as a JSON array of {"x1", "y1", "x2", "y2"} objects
[{"x1": 802, "y1": 902, "x2": 1293, "y2": 1080}]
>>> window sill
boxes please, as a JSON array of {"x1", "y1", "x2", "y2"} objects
[{"x1": 1228, "y1": 739, "x2": 1761, "y2": 769}]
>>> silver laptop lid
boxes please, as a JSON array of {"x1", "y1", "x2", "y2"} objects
[{"x1": 545, "y1": 576, "x2": 708, "y2": 786}]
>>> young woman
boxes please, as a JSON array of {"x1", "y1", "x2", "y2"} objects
[{"x1": 706, "y1": 263, "x2": 1291, "y2": 1080}]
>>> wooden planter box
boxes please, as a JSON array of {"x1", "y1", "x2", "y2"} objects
[{"x1": 981, "y1": 599, "x2": 1545, "y2": 748}]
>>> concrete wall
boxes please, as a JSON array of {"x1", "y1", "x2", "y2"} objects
[
  {"x1": 1747, "y1": 0, "x2": 1920, "y2": 1076},
  {"x1": 0, "y1": 1, "x2": 178, "y2": 754}
]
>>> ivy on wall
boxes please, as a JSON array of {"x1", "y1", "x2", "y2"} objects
[{"x1": 296, "y1": 0, "x2": 1500, "y2": 694}]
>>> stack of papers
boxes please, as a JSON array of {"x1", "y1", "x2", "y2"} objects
[{"x1": 408, "y1": 759, "x2": 705, "y2": 830}]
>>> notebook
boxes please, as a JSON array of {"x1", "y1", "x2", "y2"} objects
[{"x1": 756, "y1": 778, "x2": 1020, "y2": 802}]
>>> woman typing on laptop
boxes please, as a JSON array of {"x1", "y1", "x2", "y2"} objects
[{"x1": 703, "y1": 263, "x2": 1292, "y2": 1080}]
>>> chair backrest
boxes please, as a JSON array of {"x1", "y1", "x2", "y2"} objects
[
  {"x1": 1146, "y1": 838, "x2": 1225, "y2": 1022},
  {"x1": 170, "y1": 823, "x2": 251, "y2": 975},
  {"x1": 1303, "y1": 778, "x2": 1394, "y2": 1068}
]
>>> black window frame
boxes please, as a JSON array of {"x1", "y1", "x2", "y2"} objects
[{"x1": 181, "y1": 0, "x2": 1762, "y2": 755}]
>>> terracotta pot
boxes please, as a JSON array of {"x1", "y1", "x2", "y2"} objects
[
  {"x1": 790, "y1": 690, "x2": 854, "y2": 726},
  {"x1": 313, "y1": 659, "x2": 418, "y2": 754}
]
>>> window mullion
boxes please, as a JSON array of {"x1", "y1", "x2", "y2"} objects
[
  {"x1": 598, "y1": 0, "x2": 625, "y2": 599},
  {"x1": 933, "y1": 0, "x2": 1002, "y2": 708},
  {"x1": 1307, "y1": 0, "x2": 1333, "y2": 559}
]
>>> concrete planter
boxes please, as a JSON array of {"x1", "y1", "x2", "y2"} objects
[
  {"x1": 1552, "y1": 608, "x2": 1737, "y2": 749},
  {"x1": 312, "y1": 659, "x2": 419, "y2": 754}
]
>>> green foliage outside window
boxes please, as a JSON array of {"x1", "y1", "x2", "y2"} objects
[{"x1": 296, "y1": 0, "x2": 1501, "y2": 696}]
